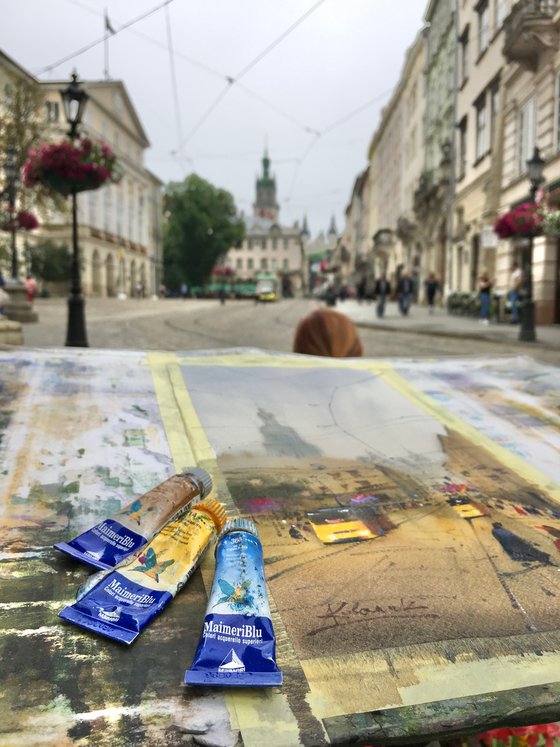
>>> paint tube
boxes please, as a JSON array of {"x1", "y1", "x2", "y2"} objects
[
  {"x1": 185, "y1": 518, "x2": 282, "y2": 687},
  {"x1": 54, "y1": 468, "x2": 213, "y2": 570},
  {"x1": 58, "y1": 498, "x2": 227, "y2": 645}
]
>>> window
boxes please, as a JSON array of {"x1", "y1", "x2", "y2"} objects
[
  {"x1": 519, "y1": 97, "x2": 536, "y2": 174},
  {"x1": 248, "y1": 239, "x2": 253, "y2": 250},
  {"x1": 283, "y1": 239, "x2": 289, "y2": 249},
  {"x1": 475, "y1": 94, "x2": 487, "y2": 160},
  {"x1": 282, "y1": 259, "x2": 289, "y2": 270},
  {"x1": 459, "y1": 26, "x2": 469, "y2": 85},
  {"x1": 103, "y1": 186, "x2": 112, "y2": 232},
  {"x1": 236, "y1": 258, "x2": 242, "y2": 270},
  {"x1": 490, "y1": 80, "x2": 500, "y2": 148},
  {"x1": 116, "y1": 185, "x2": 123, "y2": 237},
  {"x1": 260, "y1": 258, "x2": 268, "y2": 270},
  {"x1": 45, "y1": 101, "x2": 59, "y2": 122},
  {"x1": 556, "y1": 74, "x2": 560, "y2": 151},
  {"x1": 495, "y1": 0, "x2": 507, "y2": 29},
  {"x1": 271, "y1": 258, "x2": 277, "y2": 270},
  {"x1": 458, "y1": 117, "x2": 467, "y2": 179},
  {"x1": 128, "y1": 182, "x2": 135, "y2": 240},
  {"x1": 88, "y1": 191, "x2": 98, "y2": 227},
  {"x1": 272, "y1": 237, "x2": 277, "y2": 250},
  {"x1": 477, "y1": 0, "x2": 489, "y2": 55},
  {"x1": 247, "y1": 258, "x2": 254, "y2": 270}
]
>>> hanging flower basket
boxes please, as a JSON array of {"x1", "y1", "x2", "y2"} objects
[
  {"x1": 537, "y1": 189, "x2": 560, "y2": 237},
  {"x1": 0, "y1": 206, "x2": 40, "y2": 232},
  {"x1": 23, "y1": 138, "x2": 122, "y2": 197},
  {"x1": 493, "y1": 201, "x2": 542, "y2": 239},
  {"x1": 212, "y1": 266, "x2": 235, "y2": 277}
]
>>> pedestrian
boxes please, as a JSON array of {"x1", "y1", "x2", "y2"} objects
[
  {"x1": 25, "y1": 275, "x2": 37, "y2": 304},
  {"x1": 508, "y1": 261, "x2": 522, "y2": 324},
  {"x1": 478, "y1": 269, "x2": 493, "y2": 325},
  {"x1": 373, "y1": 273, "x2": 391, "y2": 318},
  {"x1": 356, "y1": 276, "x2": 367, "y2": 304},
  {"x1": 396, "y1": 270, "x2": 414, "y2": 316},
  {"x1": 293, "y1": 308, "x2": 363, "y2": 358},
  {"x1": 424, "y1": 272, "x2": 440, "y2": 313},
  {"x1": 0, "y1": 270, "x2": 5, "y2": 287}
]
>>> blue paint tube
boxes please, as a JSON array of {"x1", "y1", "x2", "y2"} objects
[
  {"x1": 54, "y1": 468, "x2": 212, "y2": 570},
  {"x1": 59, "y1": 498, "x2": 227, "y2": 644},
  {"x1": 185, "y1": 518, "x2": 282, "y2": 687}
]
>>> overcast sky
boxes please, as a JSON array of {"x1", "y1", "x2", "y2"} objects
[{"x1": 3, "y1": 0, "x2": 427, "y2": 236}]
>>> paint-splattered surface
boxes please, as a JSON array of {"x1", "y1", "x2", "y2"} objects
[
  {"x1": 0, "y1": 349, "x2": 237, "y2": 747},
  {"x1": 1, "y1": 349, "x2": 560, "y2": 747}
]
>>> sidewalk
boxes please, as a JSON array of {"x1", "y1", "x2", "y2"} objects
[{"x1": 336, "y1": 299, "x2": 560, "y2": 350}]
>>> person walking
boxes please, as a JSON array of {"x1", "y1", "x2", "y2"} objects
[
  {"x1": 396, "y1": 270, "x2": 414, "y2": 316},
  {"x1": 374, "y1": 273, "x2": 391, "y2": 318},
  {"x1": 478, "y1": 270, "x2": 493, "y2": 325},
  {"x1": 424, "y1": 272, "x2": 440, "y2": 313},
  {"x1": 508, "y1": 261, "x2": 522, "y2": 324},
  {"x1": 25, "y1": 275, "x2": 37, "y2": 304}
]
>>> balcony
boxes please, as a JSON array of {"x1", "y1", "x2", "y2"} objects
[{"x1": 503, "y1": 0, "x2": 559, "y2": 70}]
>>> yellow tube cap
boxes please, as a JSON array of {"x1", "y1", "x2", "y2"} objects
[{"x1": 193, "y1": 498, "x2": 227, "y2": 534}]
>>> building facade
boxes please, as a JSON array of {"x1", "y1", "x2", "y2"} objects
[
  {"x1": 495, "y1": 0, "x2": 560, "y2": 324},
  {"x1": 368, "y1": 31, "x2": 425, "y2": 291},
  {"x1": 451, "y1": 0, "x2": 510, "y2": 295},
  {"x1": 225, "y1": 152, "x2": 304, "y2": 293},
  {"x1": 413, "y1": 0, "x2": 456, "y2": 294},
  {"x1": 0, "y1": 50, "x2": 163, "y2": 298}
]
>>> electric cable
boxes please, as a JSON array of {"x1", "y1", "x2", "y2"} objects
[{"x1": 37, "y1": 0, "x2": 175, "y2": 74}]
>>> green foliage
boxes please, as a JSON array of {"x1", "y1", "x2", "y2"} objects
[
  {"x1": 28, "y1": 239, "x2": 71, "y2": 282},
  {"x1": 0, "y1": 77, "x2": 66, "y2": 214},
  {"x1": 163, "y1": 174, "x2": 245, "y2": 290}
]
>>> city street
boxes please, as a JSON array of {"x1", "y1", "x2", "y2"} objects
[{"x1": 21, "y1": 296, "x2": 560, "y2": 365}]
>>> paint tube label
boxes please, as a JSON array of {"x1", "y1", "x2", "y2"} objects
[
  {"x1": 59, "y1": 503, "x2": 223, "y2": 644},
  {"x1": 54, "y1": 519, "x2": 148, "y2": 570},
  {"x1": 185, "y1": 526, "x2": 282, "y2": 686}
]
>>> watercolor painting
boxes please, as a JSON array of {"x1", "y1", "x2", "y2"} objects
[{"x1": 1, "y1": 348, "x2": 559, "y2": 747}]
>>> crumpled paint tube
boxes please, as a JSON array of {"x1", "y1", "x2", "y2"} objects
[
  {"x1": 58, "y1": 498, "x2": 226, "y2": 644},
  {"x1": 185, "y1": 518, "x2": 282, "y2": 687},
  {"x1": 54, "y1": 468, "x2": 213, "y2": 570}
]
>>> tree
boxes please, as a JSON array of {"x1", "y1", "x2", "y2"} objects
[
  {"x1": 163, "y1": 174, "x2": 244, "y2": 290},
  {"x1": 28, "y1": 239, "x2": 71, "y2": 282},
  {"x1": 0, "y1": 77, "x2": 65, "y2": 213}
]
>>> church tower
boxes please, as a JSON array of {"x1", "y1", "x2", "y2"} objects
[{"x1": 253, "y1": 149, "x2": 279, "y2": 222}]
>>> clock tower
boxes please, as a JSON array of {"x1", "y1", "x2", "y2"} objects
[{"x1": 253, "y1": 150, "x2": 279, "y2": 222}]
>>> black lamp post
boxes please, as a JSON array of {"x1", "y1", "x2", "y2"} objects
[
  {"x1": 60, "y1": 72, "x2": 89, "y2": 347},
  {"x1": 519, "y1": 146, "x2": 545, "y2": 343},
  {"x1": 4, "y1": 144, "x2": 19, "y2": 281}
]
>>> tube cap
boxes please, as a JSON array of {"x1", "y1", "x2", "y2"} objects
[
  {"x1": 181, "y1": 467, "x2": 213, "y2": 498},
  {"x1": 220, "y1": 518, "x2": 258, "y2": 538},
  {"x1": 193, "y1": 498, "x2": 227, "y2": 533}
]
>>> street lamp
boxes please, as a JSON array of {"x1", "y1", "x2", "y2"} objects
[
  {"x1": 4, "y1": 144, "x2": 19, "y2": 280},
  {"x1": 60, "y1": 71, "x2": 89, "y2": 347},
  {"x1": 519, "y1": 146, "x2": 545, "y2": 343}
]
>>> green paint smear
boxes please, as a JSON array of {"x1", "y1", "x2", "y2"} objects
[
  {"x1": 132, "y1": 404, "x2": 149, "y2": 417},
  {"x1": 124, "y1": 429, "x2": 146, "y2": 448}
]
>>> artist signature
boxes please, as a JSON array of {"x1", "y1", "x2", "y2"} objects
[{"x1": 307, "y1": 598, "x2": 439, "y2": 637}]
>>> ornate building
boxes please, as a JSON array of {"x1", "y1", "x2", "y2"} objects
[
  {"x1": 0, "y1": 49, "x2": 163, "y2": 299},
  {"x1": 225, "y1": 151, "x2": 305, "y2": 293}
]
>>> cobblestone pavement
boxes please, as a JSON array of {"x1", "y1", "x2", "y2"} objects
[{"x1": 19, "y1": 296, "x2": 560, "y2": 366}]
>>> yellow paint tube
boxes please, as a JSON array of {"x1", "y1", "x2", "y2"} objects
[{"x1": 59, "y1": 498, "x2": 227, "y2": 644}]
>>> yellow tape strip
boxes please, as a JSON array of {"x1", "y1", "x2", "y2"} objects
[{"x1": 147, "y1": 352, "x2": 302, "y2": 746}]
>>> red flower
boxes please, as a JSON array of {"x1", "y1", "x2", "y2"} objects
[
  {"x1": 22, "y1": 137, "x2": 122, "y2": 196},
  {"x1": 493, "y1": 201, "x2": 542, "y2": 239}
]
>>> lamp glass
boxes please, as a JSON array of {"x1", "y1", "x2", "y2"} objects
[{"x1": 526, "y1": 147, "x2": 545, "y2": 185}]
